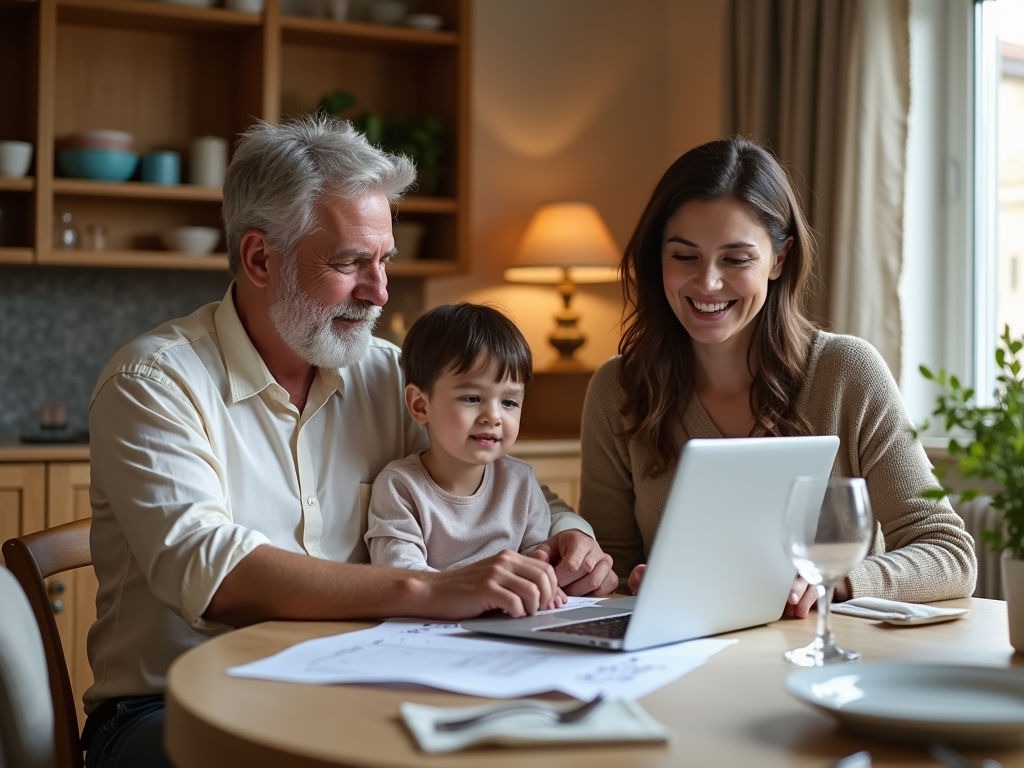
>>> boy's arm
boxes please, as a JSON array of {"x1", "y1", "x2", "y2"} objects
[
  {"x1": 520, "y1": 473, "x2": 555, "y2": 555},
  {"x1": 365, "y1": 470, "x2": 437, "y2": 572}
]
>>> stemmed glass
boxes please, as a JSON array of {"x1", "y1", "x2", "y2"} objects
[{"x1": 781, "y1": 476, "x2": 873, "y2": 666}]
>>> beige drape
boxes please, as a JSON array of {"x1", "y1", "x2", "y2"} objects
[{"x1": 728, "y1": 0, "x2": 910, "y2": 378}]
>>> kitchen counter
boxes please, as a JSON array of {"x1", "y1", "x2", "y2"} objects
[{"x1": 0, "y1": 433, "x2": 90, "y2": 462}]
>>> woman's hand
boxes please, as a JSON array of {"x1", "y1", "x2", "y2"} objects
[
  {"x1": 628, "y1": 564, "x2": 646, "y2": 595},
  {"x1": 783, "y1": 575, "x2": 853, "y2": 618}
]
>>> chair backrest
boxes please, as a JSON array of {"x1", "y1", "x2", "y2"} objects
[
  {"x1": 0, "y1": 567, "x2": 55, "y2": 768},
  {"x1": 2, "y1": 519, "x2": 92, "y2": 768}
]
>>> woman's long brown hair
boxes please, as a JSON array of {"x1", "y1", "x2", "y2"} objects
[{"x1": 618, "y1": 137, "x2": 819, "y2": 477}]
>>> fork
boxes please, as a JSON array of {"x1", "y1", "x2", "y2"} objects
[{"x1": 434, "y1": 693, "x2": 606, "y2": 732}]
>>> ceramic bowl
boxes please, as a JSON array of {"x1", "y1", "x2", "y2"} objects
[
  {"x1": 0, "y1": 140, "x2": 34, "y2": 178},
  {"x1": 161, "y1": 226, "x2": 221, "y2": 255},
  {"x1": 405, "y1": 13, "x2": 442, "y2": 30},
  {"x1": 226, "y1": 0, "x2": 264, "y2": 13},
  {"x1": 60, "y1": 129, "x2": 134, "y2": 151},
  {"x1": 56, "y1": 148, "x2": 139, "y2": 182}
]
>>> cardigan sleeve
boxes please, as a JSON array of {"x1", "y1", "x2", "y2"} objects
[{"x1": 823, "y1": 337, "x2": 978, "y2": 601}]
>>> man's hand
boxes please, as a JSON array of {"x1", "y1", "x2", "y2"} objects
[
  {"x1": 528, "y1": 530, "x2": 617, "y2": 597},
  {"x1": 413, "y1": 550, "x2": 565, "y2": 620}
]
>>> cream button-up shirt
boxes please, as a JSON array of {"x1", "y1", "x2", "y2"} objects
[{"x1": 84, "y1": 287, "x2": 590, "y2": 712}]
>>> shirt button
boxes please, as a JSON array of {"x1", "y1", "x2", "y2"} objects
[{"x1": 307, "y1": 496, "x2": 317, "y2": 506}]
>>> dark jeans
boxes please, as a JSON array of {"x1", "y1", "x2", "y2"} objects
[{"x1": 83, "y1": 695, "x2": 174, "y2": 768}]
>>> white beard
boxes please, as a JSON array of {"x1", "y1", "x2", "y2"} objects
[{"x1": 268, "y1": 257, "x2": 382, "y2": 370}]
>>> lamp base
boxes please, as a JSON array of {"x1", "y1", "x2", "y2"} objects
[{"x1": 549, "y1": 307, "x2": 585, "y2": 367}]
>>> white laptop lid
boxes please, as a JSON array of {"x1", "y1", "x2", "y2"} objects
[
  {"x1": 460, "y1": 435, "x2": 841, "y2": 651},
  {"x1": 620, "y1": 435, "x2": 840, "y2": 649}
]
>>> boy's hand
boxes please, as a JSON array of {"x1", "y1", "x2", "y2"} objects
[
  {"x1": 529, "y1": 530, "x2": 617, "y2": 597},
  {"x1": 413, "y1": 550, "x2": 562, "y2": 619}
]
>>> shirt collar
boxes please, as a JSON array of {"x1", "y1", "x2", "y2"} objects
[
  {"x1": 214, "y1": 284, "x2": 277, "y2": 404},
  {"x1": 214, "y1": 283, "x2": 347, "y2": 404}
]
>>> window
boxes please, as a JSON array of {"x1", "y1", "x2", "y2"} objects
[
  {"x1": 901, "y1": 0, "x2": 1024, "y2": 429},
  {"x1": 976, "y1": 0, "x2": 1024, "y2": 398}
]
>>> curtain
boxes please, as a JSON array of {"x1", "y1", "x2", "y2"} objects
[{"x1": 728, "y1": 0, "x2": 910, "y2": 379}]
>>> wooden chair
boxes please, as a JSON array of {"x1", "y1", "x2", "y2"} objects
[{"x1": 3, "y1": 518, "x2": 92, "y2": 768}]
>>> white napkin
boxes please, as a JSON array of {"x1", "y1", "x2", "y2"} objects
[
  {"x1": 400, "y1": 698, "x2": 671, "y2": 753},
  {"x1": 831, "y1": 597, "x2": 969, "y2": 625}
]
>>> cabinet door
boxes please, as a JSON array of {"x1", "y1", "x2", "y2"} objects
[
  {"x1": 47, "y1": 461, "x2": 94, "y2": 731},
  {"x1": 0, "y1": 463, "x2": 47, "y2": 562}
]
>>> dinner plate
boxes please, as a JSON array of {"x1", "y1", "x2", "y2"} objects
[{"x1": 786, "y1": 663, "x2": 1024, "y2": 745}]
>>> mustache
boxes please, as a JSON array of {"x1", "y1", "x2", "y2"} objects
[{"x1": 332, "y1": 301, "x2": 382, "y2": 323}]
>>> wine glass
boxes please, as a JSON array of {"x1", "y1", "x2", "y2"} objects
[{"x1": 781, "y1": 476, "x2": 873, "y2": 666}]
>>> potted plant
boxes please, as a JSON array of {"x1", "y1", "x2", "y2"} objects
[
  {"x1": 317, "y1": 89, "x2": 447, "y2": 196},
  {"x1": 920, "y1": 325, "x2": 1024, "y2": 651}
]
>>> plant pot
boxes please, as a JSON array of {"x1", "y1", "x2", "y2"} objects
[{"x1": 1001, "y1": 555, "x2": 1024, "y2": 653}]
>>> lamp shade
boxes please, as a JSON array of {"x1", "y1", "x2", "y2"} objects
[{"x1": 504, "y1": 201, "x2": 620, "y2": 285}]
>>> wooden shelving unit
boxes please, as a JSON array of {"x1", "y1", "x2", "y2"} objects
[{"x1": 0, "y1": 0, "x2": 469, "y2": 274}]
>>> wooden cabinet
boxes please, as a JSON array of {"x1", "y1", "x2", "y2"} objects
[
  {"x1": 0, "y1": 0, "x2": 469, "y2": 275},
  {"x1": 0, "y1": 460, "x2": 94, "y2": 730},
  {"x1": 0, "y1": 464, "x2": 47, "y2": 558}
]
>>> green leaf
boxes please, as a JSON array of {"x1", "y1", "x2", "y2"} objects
[
  {"x1": 959, "y1": 488, "x2": 979, "y2": 502},
  {"x1": 920, "y1": 365, "x2": 934, "y2": 380},
  {"x1": 920, "y1": 487, "x2": 948, "y2": 501}
]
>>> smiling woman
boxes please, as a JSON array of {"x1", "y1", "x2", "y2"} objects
[{"x1": 578, "y1": 136, "x2": 978, "y2": 613}]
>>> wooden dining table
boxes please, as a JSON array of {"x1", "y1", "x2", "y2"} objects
[{"x1": 165, "y1": 597, "x2": 1024, "y2": 768}]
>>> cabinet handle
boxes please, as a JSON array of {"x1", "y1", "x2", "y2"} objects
[
  {"x1": 51, "y1": 599, "x2": 64, "y2": 614},
  {"x1": 50, "y1": 580, "x2": 66, "y2": 595}
]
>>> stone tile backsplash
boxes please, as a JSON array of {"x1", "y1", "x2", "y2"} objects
[{"x1": 0, "y1": 267, "x2": 423, "y2": 435}]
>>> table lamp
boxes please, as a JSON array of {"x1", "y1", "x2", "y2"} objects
[{"x1": 504, "y1": 201, "x2": 620, "y2": 369}]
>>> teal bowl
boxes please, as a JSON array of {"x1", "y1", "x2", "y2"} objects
[{"x1": 57, "y1": 148, "x2": 139, "y2": 182}]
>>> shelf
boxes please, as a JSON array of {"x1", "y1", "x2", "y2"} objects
[
  {"x1": 52, "y1": 179, "x2": 223, "y2": 201},
  {"x1": 280, "y1": 16, "x2": 457, "y2": 50},
  {"x1": 39, "y1": 249, "x2": 230, "y2": 270},
  {"x1": 0, "y1": 248, "x2": 35, "y2": 265},
  {"x1": 0, "y1": 177, "x2": 34, "y2": 192},
  {"x1": 57, "y1": 0, "x2": 262, "y2": 33}
]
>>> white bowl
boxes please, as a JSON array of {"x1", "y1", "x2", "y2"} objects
[
  {"x1": 0, "y1": 140, "x2": 33, "y2": 178},
  {"x1": 161, "y1": 226, "x2": 221, "y2": 256},
  {"x1": 405, "y1": 13, "x2": 442, "y2": 30},
  {"x1": 226, "y1": 0, "x2": 264, "y2": 12}
]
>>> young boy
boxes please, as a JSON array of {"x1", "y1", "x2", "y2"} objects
[{"x1": 365, "y1": 303, "x2": 561, "y2": 603}]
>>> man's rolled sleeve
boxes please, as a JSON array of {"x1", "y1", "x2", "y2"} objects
[{"x1": 91, "y1": 369, "x2": 272, "y2": 629}]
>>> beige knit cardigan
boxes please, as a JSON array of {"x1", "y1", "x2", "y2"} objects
[{"x1": 579, "y1": 331, "x2": 978, "y2": 602}]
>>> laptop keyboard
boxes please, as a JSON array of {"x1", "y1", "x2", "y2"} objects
[{"x1": 535, "y1": 613, "x2": 632, "y2": 639}]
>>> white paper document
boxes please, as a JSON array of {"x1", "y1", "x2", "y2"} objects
[{"x1": 228, "y1": 605, "x2": 735, "y2": 700}]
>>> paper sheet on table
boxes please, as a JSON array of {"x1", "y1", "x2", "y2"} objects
[{"x1": 228, "y1": 599, "x2": 735, "y2": 700}]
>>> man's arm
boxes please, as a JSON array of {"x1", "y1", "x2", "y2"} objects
[
  {"x1": 204, "y1": 545, "x2": 563, "y2": 625},
  {"x1": 530, "y1": 480, "x2": 616, "y2": 597}
]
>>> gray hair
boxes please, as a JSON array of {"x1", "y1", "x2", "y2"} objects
[{"x1": 222, "y1": 114, "x2": 417, "y2": 275}]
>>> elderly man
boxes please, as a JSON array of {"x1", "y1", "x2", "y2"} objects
[{"x1": 82, "y1": 115, "x2": 616, "y2": 768}]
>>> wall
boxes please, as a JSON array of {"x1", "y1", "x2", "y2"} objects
[
  {"x1": 0, "y1": 267, "x2": 422, "y2": 434},
  {"x1": 427, "y1": 0, "x2": 728, "y2": 372}
]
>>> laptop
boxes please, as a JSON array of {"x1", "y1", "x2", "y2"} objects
[{"x1": 460, "y1": 435, "x2": 841, "y2": 651}]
